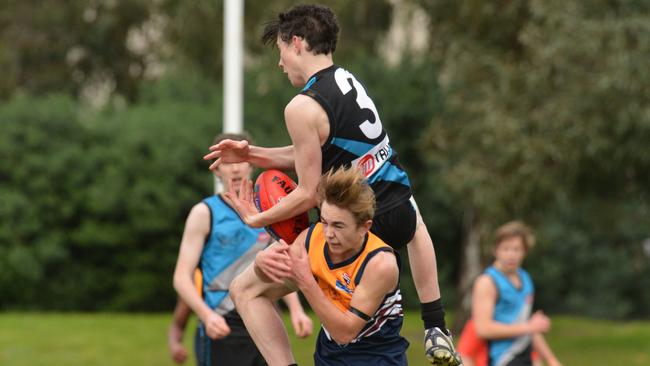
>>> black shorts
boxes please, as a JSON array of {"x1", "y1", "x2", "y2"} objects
[
  {"x1": 370, "y1": 198, "x2": 417, "y2": 250},
  {"x1": 195, "y1": 311, "x2": 266, "y2": 366}
]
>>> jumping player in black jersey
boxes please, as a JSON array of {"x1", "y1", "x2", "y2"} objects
[{"x1": 204, "y1": 4, "x2": 462, "y2": 365}]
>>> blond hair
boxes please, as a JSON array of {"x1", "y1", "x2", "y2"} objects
[
  {"x1": 494, "y1": 221, "x2": 536, "y2": 252},
  {"x1": 317, "y1": 166, "x2": 375, "y2": 226}
]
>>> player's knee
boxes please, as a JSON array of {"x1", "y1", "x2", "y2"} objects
[
  {"x1": 229, "y1": 274, "x2": 246, "y2": 306},
  {"x1": 230, "y1": 269, "x2": 257, "y2": 306}
]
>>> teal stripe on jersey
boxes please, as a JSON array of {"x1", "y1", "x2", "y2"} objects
[
  {"x1": 368, "y1": 159, "x2": 410, "y2": 186},
  {"x1": 331, "y1": 137, "x2": 410, "y2": 186},
  {"x1": 302, "y1": 76, "x2": 317, "y2": 92},
  {"x1": 331, "y1": 136, "x2": 374, "y2": 155}
]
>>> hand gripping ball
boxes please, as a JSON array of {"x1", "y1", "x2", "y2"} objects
[{"x1": 254, "y1": 169, "x2": 310, "y2": 243}]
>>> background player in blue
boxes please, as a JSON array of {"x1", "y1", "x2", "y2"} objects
[
  {"x1": 174, "y1": 133, "x2": 313, "y2": 366},
  {"x1": 230, "y1": 166, "x2": 408, "y2": 366},
  {"x1": 472, "y1": 221, "x2": 562, "y2": 366},
  {"x1": 204, "y1": 4, "x2": 460, "y2": 365}
]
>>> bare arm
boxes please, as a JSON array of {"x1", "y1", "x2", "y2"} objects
[
  {"x1": 281, "y1": 292, "x2": 314, "y2": 338},
  {"x1": 249, "y1": 96, "x2": 324, "y2": 228},
  {"x1": 205, "y1": 140, "x2": 296, "y2": 171},
  {"x1": 221, "y1": 96, "x2": 326, "y2": 229},
  {"x1": 246, "y1": 145, "x2": 295, "y2": 170},
  {"x1": 173, "y1": 204, "x2": 213, "y2": 321},
  {"x1": 472, "y1": 274, "x2": 550, "y2": 339},
  {"x1": 532, "y1": 333, "x2": 563, "y2": 366},
  {"x1": 173, "y1": 203, "x2": 231, "y2": 339},
  {"x1": 168, "y1": 298, "x2": 192, "y2": 364},
  {"x1": 289, "y1": 241, "x2": 398, "y2": 344}
]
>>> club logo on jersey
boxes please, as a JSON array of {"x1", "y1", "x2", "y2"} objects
[
  {"x1": 342, "y1": 272, "x2": 351, "y2": 285},
  {"x1": 335, "y1": 279, "x2": 354, "y2": 294}
]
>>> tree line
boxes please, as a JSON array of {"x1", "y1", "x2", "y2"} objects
[{"x1": 1, "y1": 0, "x2": 649, "y2": 320}]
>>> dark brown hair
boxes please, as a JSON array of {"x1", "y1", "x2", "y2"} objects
[{"x1": 262, "y1": 4, "x2": 339, "y2": 55}]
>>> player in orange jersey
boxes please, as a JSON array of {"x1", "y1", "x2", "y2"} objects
[{"x1": 230, "y1": 167, "x2": 408, "y2": 366}]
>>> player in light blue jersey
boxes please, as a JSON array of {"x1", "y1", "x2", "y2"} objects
[
  {"x1": 173, "y1": 133, "x2": 313, "y2": 366},
  {"x1": 472, "y1": 221, "x2": 562, "y2": 366}
]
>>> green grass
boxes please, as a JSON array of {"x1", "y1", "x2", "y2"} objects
[{"x1": 1, "y1": 312, "x2": 649, "y2": 365}]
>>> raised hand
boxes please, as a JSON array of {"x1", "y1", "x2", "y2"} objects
[
  {"x1": 203, "y1": 139, "x2": 251, "y2": 170},
  {"x1": 222, "y1": 178, "x2": 261, "y2": 227}
]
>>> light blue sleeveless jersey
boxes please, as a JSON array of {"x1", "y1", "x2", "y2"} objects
[
  {"x1": 485, "y1": 266, "x2": 534, "y2": 366},
  {"x1": 200, "y1": 195, "x2": 270, "y2": 314}
]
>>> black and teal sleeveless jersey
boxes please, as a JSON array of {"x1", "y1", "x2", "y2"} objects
[{"x1": 300, "y1": 65, "x2": 412, "y2": 215}]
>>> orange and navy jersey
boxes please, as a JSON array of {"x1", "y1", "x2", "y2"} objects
[{"x1": 306, "y1": 222, "x2": 406, "y2": 345}]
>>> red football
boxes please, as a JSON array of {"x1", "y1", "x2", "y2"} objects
[{"x1": 254, "y1": 169, "x2": 310, "y2": 244}]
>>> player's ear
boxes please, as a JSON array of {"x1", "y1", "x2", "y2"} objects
[
  {"x1": 291, "y1": 35, "x2": 303, "y2": 53},
  {"x1": 360, "y1": 219, "x2": 372, "y2": 233}
]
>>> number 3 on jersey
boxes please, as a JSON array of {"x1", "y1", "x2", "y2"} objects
[{"x1": 334, "y1": 68, "x2": 383, "y2": 139}]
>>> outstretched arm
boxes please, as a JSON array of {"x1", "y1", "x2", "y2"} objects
[
  {"x1": 220, "y1": 95, "x2": 326, "y2": 228},
  {"x1": 204, "y1": 139, "x2": 295, "y2": 171}
]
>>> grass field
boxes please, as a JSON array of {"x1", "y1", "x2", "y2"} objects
[{"x1": 1, "y1": 312, "x2": 649, "y2": 365}]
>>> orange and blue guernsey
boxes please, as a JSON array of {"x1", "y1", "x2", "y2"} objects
[{"x1": 305, "y1": 222, "x2": 409, "y2": 366}]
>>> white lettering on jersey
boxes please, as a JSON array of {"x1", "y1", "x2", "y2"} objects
[
  {"x1": 334, "y1": 68, "x2": 384, "y2": 139},
  {"x1": 352, "y1": 135, "x2": 392, "y2": 178}
]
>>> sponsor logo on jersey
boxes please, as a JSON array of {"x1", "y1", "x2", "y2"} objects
[
  {"x1": 352, "y1": 135, "x2": 392, "y2": 178},
  {"x1": 358, "y1": 155, "x2": 374, "y2": 176}
]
